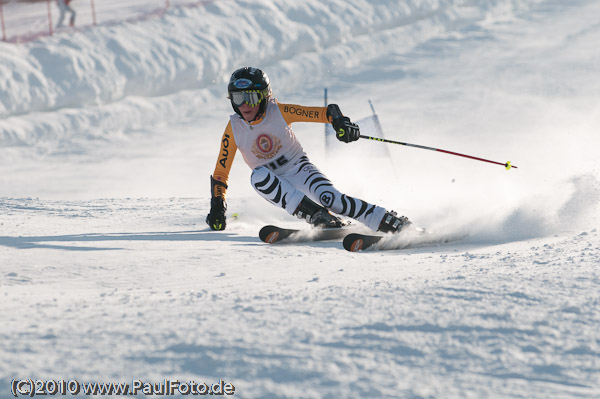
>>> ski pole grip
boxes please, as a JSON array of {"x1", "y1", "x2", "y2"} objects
[{"x1": 326, "y1": 104, "x2": 344, "y2": 122}]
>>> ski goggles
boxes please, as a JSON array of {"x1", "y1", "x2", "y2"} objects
[{"x1": 230, "y1": 90, "x2": 263, "y2": 107}]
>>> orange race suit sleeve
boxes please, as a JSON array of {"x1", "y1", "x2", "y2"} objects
[
  {"x1": 211, "y1": 121, "x2": 237, "y2": 200},
  {"x1": 277, "y1": 102, "x2": 331, "y2": 125}
]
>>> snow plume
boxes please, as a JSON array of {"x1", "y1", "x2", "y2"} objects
[
  {"x1": 445, "y1": 173, "x2": 600, "y2": 244},
  {"x1": 557, "y1": 174, "x2": 600, "y2": 231}
]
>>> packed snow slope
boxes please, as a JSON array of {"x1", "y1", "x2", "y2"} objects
[{"x1": 1, "y1": 0, "x2": 600, "y2": 398}]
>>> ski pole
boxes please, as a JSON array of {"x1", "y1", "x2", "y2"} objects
[{"x1": 359, "y1": 135, "x2": 517, "y2": 170}]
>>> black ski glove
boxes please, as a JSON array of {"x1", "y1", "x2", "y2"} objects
[
  {"x1": 327, "y1": 104, "x2": 360, "y2": 143},
  {"x1": 206, "y1": 175, "x2": 228, "y2": 231},
  {"x1": 333, "y1": 116, "x2": 360, "y2": 143},
  {"x1": 206, "y1": 197, "x2": 227, "y2": 231}
]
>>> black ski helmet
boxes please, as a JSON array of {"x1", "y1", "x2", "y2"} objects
[{"x1": 227, "y1": 67, "x2": 272, "y2": 120}]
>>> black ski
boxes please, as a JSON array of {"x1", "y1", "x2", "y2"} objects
[
  {"x1": 343, "y1": 233, "x2": 384, "y2": 252},
  {"x1": 343, "y1": 229, "x2": 467, "y2": 252},
  {"x1": 259, "y1": 225, "x2": 354, "y2": 244}
]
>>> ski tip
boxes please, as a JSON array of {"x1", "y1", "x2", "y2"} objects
[
  {"x1": 343, "y1": 233, "x2": 366, "y2": 252},
  {"x1": 343, "y1": 233, "x2": 384, "y2": 252},
  {"x1": 258, "y1": 225, "x2": 279, "y2": 243},
  {"x1": 259, "y1": 225, "x2": 300, "y2": 244}
]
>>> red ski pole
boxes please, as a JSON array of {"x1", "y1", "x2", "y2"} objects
[{"x1": 359, "y1": 135, "x2": 517, "y2": 170}]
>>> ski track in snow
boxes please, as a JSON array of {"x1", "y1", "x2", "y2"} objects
[{"x1": 1, "y1": 0, "x2": 600, "y2": 398}]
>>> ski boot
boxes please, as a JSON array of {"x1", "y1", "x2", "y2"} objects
[
  {"x1": 309, "y1": 208, "x2": 346, "y2": 228},
  {"x1": 293, "y1": 196, "x2": 345, "y2": 228},
  {"x1": 378, "y1": 211, "x2": 410, "y2": 233}
]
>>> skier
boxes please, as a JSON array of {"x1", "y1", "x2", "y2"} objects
[
  {"x1": 56, "y1": 0, "x2": 76, "y2": 28},
  {"x1": 206, "y1": 67, "x2": 410, "y2": 233}
]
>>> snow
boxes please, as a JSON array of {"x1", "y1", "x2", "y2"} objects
[{"x1": 1, "y1": 0, "x2": 600, "y2": 398}]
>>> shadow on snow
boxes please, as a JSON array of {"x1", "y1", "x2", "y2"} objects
[{"x1": 0, "y1": 230, "x2": 257, "y2": 251}]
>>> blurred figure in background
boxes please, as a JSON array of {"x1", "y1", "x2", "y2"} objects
[{"x1": 56, "y1": 0, "x2": 76, "y2": 28}]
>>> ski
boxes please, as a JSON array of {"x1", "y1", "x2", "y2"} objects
[
  {"x1": 259, "y1": 224, "x2": 356, "y2": 244},
  {"x1": 343, "y1": 229, "x2": 467, "y2": 252},
  {"x1": 343, "y1": 233, "x2": 384, "y2": 252}
]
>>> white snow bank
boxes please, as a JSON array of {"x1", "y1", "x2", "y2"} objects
[{"x1": 1, "y1": 0, "x2": 544, "y2": 146}]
